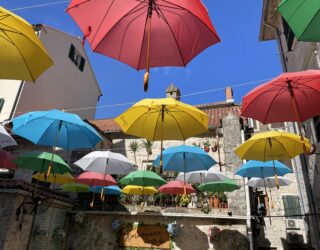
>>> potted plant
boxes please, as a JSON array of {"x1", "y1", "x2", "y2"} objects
[
  {"x1": 203, "y1": 140, "x2": 210, "y2": 152},
  {"x1": 211, "y1": 142, "x2": 218, "y2": 152},
  {"x1": 213, "y1": 193, "x2": 220, "y2": 208}
]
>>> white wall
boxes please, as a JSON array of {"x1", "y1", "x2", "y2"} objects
[{"x1": 7, "y1": 26, "x2": 102, "y2": 120}]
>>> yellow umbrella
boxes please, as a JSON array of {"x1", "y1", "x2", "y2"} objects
[
  {"x1": 234, "y1": 130, "x2": 311, "y2": 188},
  {"x1": 122, "y1": 185, "x2": 158, "y2": 195},
  {"x1": 0, "y1": 7, "x2": 53, "y2": 81},
  {"x1": 234, "y1": 130, "x2": 311, "y2": 161},
  {"x1": 115, "y1": 98, "x2": 208, "y2": 170},
  {"x1": 32, "y1": 172, "x2": 74, "y2": 184}
]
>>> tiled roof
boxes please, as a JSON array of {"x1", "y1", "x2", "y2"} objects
[
  {"x1": 91, "y1": 102, "x2": 242, "y2": 133},
  {"x1": 88, "y1": 118, "x2": 122, "y2": 133}
]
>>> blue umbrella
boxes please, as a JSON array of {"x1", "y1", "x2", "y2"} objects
[
  {"x1": 12, "y1": 109, "x2": 102, "y2": 150},
  {"x1": 89, "y1": 185, "x2": 122, "y2": 196},
  {"x1": 153, "y1": 145, "x2": 217, "y2": 172},
  {"x1": 235, "y1": 160, "x2": 292, "y2": 178}
]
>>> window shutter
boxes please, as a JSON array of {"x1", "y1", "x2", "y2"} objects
[
  {"x1": 283, "y1": 195, "x2": 301, "y2": 218},
  {"x1": 0, "y1": 98, "x2": 4, "y2": 113},
  {"x1": 68, "y1": 44, "x2": 75, "y2": 61},
  {"x1": 79, "y1": 57, "x2": 85, "y2": 72}
]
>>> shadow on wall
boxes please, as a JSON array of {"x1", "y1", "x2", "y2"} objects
[
  {"x1": 281, "y1": 236, "x2": 312, "y2": 250},
  {"x1": 112, "y1": 139, "x2": 127, "y2": 156},
  {"x1": 174, "y1": 225, "x2": 209, "y2": 250},
  {"x1": 211, "y1": 229, "x2": 249, "y2": 250}
]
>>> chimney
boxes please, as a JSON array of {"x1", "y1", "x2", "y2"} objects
[
  {"x1": 225, "y1": 86, "x2": 234, "y2": 103},
  {"x1": 166, "y1": 83, "x2": 181, "y2": 100}
]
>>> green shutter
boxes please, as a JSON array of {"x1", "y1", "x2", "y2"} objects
[{"x1": 283, "y1": 195, "x2": 301, "y2": 218}]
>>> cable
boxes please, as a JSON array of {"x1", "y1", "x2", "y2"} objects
[{"x1": 9, "y1": 1, "x2": 69, "y2": 11}]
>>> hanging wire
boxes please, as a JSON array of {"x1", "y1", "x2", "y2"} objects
[{"x1": 9, "y1": 1, "x2": 69, "y2": 11}]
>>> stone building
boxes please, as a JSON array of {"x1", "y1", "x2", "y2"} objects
[{"x1": 260, "y1": 1, "x2": 320, "y2": 249}]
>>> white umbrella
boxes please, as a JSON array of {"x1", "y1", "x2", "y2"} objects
[
  {"x1": 0, "y1": 125, "x2": 17, "y2": 148},
  {"x1": 247, "y1": 177, "x2": 292, "y2": 189},
  {"x1": 74, "y1": 151, "x2": 134, "y2": 175},
  {"x1": 176, "y1": 167, "x2": 229, "y2": 184}
]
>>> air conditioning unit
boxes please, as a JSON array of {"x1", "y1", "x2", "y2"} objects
[
  {"x1": 286, "y1": 219, "x2": 300, "y2": 230},
  {"x1": 287, "y1": 232, "x2": 304, "y2": 244}
]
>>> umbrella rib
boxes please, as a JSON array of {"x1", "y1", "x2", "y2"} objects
[
  {"x1": 151, "y1": 110, "x2": 163, "y2": 141},
  {"x1": 295, "y1": 2, "x2": 320, "y2": 39},
  {"x1": 166, "y1": 112, "x2": 185, "y2": 139},
  {"x1": 272, "y1": 136, "x2": 294, "y2": 160}
]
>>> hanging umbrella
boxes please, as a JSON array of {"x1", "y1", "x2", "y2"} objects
[
  {"x1": 116, "y1": 98, "x2": 208, "y2": 141},
  {"x1": 119, "y1": 170, "x2": 166, "y2": 187},
  {"x1": 0, "y1": 149, "x2": 17, "y2": 169},
  {"x1": 247, "y1": 177, "x2": 292, "y2": 189},
  {"x1": 13, "y1": 109, "x2": 102, "y2": 176},
  {"x1": 74, "y1": 151, "x2": 134, "y2": 175},
  {"x1": 0, "y1": 7, "x2": 53, "y2": 81},
  {"x1": 89, "y1": 186, "x2": 122, "y2": 196},
  {"x1": 122, "y1": 185, "x2": 158, "y2": 195},
  {"x1": 154, "y1": 145, "x2": 216, "y2": 172},
  {"x1": 75, "y1": 172, "x2": 116, "y2": 187},
  {"x1": 198, "y1": 180, "x2": 240, "y2": 193},
  {"x1": 241, "y1": 70, "x2": 320, "y2": 145},
  {"x1": 235, "y1": 160, "x2": 293, "y2": 178},
  {"x1": 32, "y1": 172, "x2": 74, "y2": 184},
  {"x1": 115, "y1": 98, "x2": 208, "y2": 171},
  {"x1": 278, "y1": 0, "x2": 320, "y2": 41},
  {"x1": 159, "y1": 181, "x2": 195, "y2": 195},
  {"x1": 67, "y1": 0, "x2": 220, "y2": 91},
  {"x1": 61, "y1": 183, "x2": 89, "y2": 193},
  {"x1": 176, "y1": 167, "x2": 229, "y2": 184},
  {"x1": 0, "y1": 125, "x2": 17, "y2": 148},
  {"x1": 13, "y1": 151, "x2": 72, "y2": 174}
]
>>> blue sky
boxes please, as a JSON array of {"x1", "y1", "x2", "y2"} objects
[{"x1": 2, "y1": 0, "x2": 282, "y2": 119}]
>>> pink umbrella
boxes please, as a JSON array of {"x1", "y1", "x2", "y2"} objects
[
  {"x1": 75, "y1": 172, "x2": 117, "y2": 186},
  {"x1": 67, "y1": 0, "x2": 220, "y2": 91},
  {"x1": 0, "y1": 149, "x2": 17, "y2": 169},
  {"x1": 159, "y1": 180, "x2": 195, "y2": 195}
]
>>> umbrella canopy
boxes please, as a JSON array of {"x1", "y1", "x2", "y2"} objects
[
  {"x1": 235, "y1": 160, "x2": 293, "y2": 178},
  {"x1": 32, "y1": 172, "x2": 74, "y2": 184},
  {"x1": 89, "y1": 185, "x2": 122, "y2": 196},
  {"x1": 247, "y1": 177, "x2": 292, "y2": 189},
  {"x1": 241, "y1": 70, "x2": 320, "y2": 124},
  {"x1": 119, "y1": 170, "x2": 166, "y2": 187},
  {"x1": 61, "y1": 183, "x2": 89, "y2": 193},
  {"x1": 115, "y1": 98, "x2": 208, "y2": 141},
  {"x1": 176, "y1": 167, "x2": 229, "y2": 184},
  {"x1": 0, "y1": 7, "x2": 53, "y2": 81},
  {"x1": 153, "y1": 145, "x2": 216, "y2": 172},
  {"x1": 12, "y1": 109, "x2": 102, "y2": 150},
  {"x1": 234, "y1": 131, "x2": 311, "y2": 161},
  {"x1": 122, "y1": 185, "x2": 158, "y2": 195},
  {"x1": 198, "y1": 180, "x2": 240, "y2": 193},
  {"x1": 13, "y1": 151, "x2": 72, "y2": 174},
  {"x1": 278, "y1": 0, "x2": 320, "y2": 41},
  {"x1": 75, "y1": 171, "x2": 117, "y2": 186},
  {"x1": 159, "y1": 181, "x2": 195, "y2": 195},
  {"x1": 74, "y1": 151, "x2": 134, "y2": 175},
  {"x1": 67, "y1": 0, "x2": 220, "y2": 91},
  {"x1": 0, "y1": 125, "x2": 17, "y2": 148},
  {"x1": 0, "y1": 149, "x2": 17, "y2": 169}
]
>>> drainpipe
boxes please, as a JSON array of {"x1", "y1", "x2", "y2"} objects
[{"x1": 241, "y1": 129, "x2": 254, "y2": 250}]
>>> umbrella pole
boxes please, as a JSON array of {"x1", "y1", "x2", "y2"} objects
[
  {"x1": 159, "y1": 105, "x2": 165, "y2": 174},
  {"x1": 90, "y1": 189, "x2": 95, "y2": 208},
  {"x1": 183, "y1": 152, "x2": 186, "y2": 195},
  {"x1": 272, "y1": 160, "x2": 279, "y2": 190},
  {"x1": 143, "y1": 0, "x2": 153, "y2": 92},
  {"x1": 46, "y1": 121, "x2": 62, "y2": 177},
  {"x1": 101, "y1": 158, "x2": 109, "y2": 201}
]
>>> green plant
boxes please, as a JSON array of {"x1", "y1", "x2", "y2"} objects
[
  {"x1": 128, "y1": 140, "x2": 140, "y2": 166},
  {"x1": 203, "y1": 140, "x2": 210, "y2": 148},
  {"x1": 177, "y1": 194, "x2": 190, "y2": 207},
  {"x1": 201, "y1": 203, "x2": 210, "y2": 214}
]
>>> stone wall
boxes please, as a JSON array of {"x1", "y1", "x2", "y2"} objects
[{"x1": 66, "y1": 212, "x2": 249, "y2": 250}]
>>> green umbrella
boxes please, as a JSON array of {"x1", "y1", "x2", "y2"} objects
[
  {"x1": 61, "y1": 183, "x2": 89, "y2": 193},
  {"x1": 198, "y1": 180, "x2": 240, "y2": 193},
  {"x1": 278, "y1": 0, "x2": 320, "y2": 41},
  {"x1": 119, "y1": 170, "x2": 166, "y2": 187},
  {"x1": 13, "y1": 151, "x2": 72, "y2": 174}
]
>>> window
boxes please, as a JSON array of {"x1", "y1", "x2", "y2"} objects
[
  {"x1": 0, "y1": 98, "x2": 4, "y2": 113},
  {"x1": 282, "y1": 18, "x2": 295, "y2": 51},
  {"x1": 68, "y1": 44, "x2": 86, "y2": 72},
  {"x1": 313, "y1": 116, "x2": 320, "y2": 143},
  {"x1": 283, "y1": 195, "x2": 302, "y2": 218}
]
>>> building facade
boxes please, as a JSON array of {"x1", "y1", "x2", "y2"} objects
[{"x1": 0, "y1": 25, "x2": 102, "y2": 122}]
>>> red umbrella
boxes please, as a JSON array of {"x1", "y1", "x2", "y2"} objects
[
  {"x1": 241, "y1": 70, "x2": 320, "y2": 142},
  {"x1": 159, "y1": 180, "x2": 195, "y2": 195},
  {"x1": 67, "y1": 0, "x2": 220, "y2": 91},
  {"x1": 76, "y1": 171, "x2": 117, "y2": 186},
  {"x1": 0, "y1": 149, "x2": 17, "y2": 169}
]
